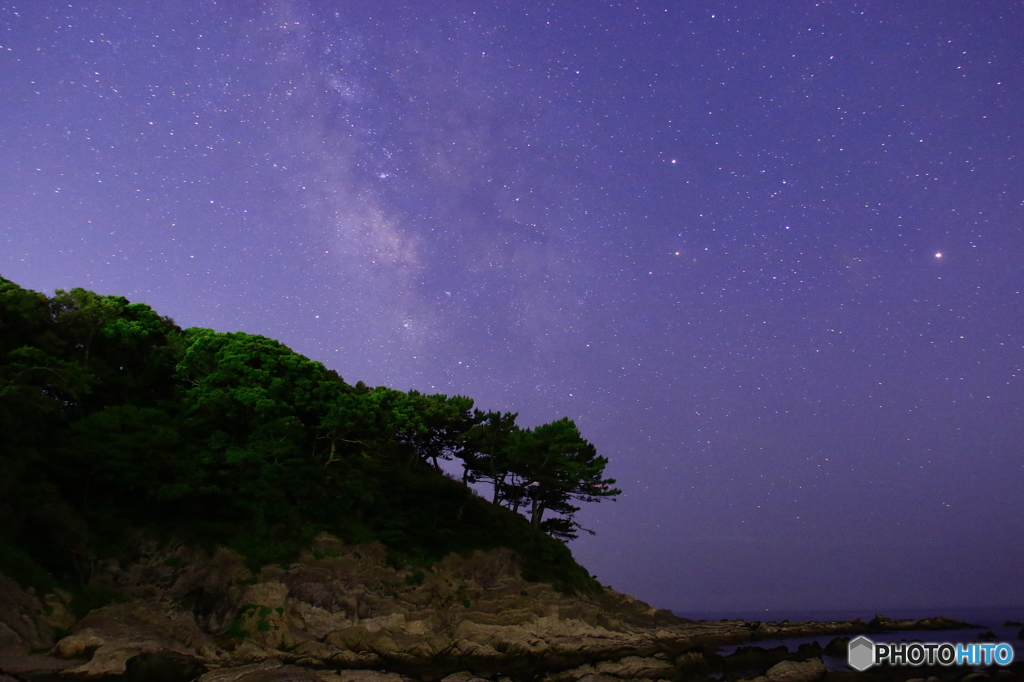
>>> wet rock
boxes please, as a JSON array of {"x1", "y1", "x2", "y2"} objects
[{"x1": 822, "y1": 636, "x2": 849, "y2": 657}]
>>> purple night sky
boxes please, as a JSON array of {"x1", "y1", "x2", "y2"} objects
[{"x1": 2, "y1": 1, "x2": 1022, "y2": 616}]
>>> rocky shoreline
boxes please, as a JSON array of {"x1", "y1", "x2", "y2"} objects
[{"x1": 0, "y1": 536, "x2": 1013, "y2": 682}]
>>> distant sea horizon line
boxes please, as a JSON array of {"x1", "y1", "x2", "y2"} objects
[{"x1": 672, "y1": 605, "x2": 1024, "y2": 628}]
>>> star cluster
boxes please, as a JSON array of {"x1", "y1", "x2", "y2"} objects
[{"x1": 2, "y1": 1, "x2": 1022, "y2": 614}]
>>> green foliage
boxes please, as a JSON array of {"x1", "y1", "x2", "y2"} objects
[
  {"x1": 0, "y1": 278, "x2": 51, "y2": 355},
  {"x1": 0, "y1": 276, "x2": 609, "y2": 595},
  {"x1": 0, "y1": 543, "x2": 56, "y2": 594},
  {"x1": 226, "y1": 618, "x2": 251, "y2": 639},
  {"x1": 459, "y1": 414, "x2": 621, "y2": 540},
  {"x1": 514, "y1": 418, "x2": 622, "y2": 539}
]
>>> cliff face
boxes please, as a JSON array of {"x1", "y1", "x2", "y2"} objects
[{"x1": 0, "y1": 535, "x2": 989, "y2": 682}]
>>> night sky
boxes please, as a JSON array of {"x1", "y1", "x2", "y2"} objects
[{"x1": 3, "y1": 1, "x2": 1023, "y2": 616}]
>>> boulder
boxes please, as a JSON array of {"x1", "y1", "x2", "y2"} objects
[
  {"x1": 42, "y1": 588, "x2": 78, "y2": 631},
  {"x1": 52, "y1": 600, "x2": 223, "y2": 677},
  {"x1": 762, "y1": 658, "x2": 825, "y2": 682},
  {"x1": 0, "y1": 572, "x2": 53, "y2": 655}
]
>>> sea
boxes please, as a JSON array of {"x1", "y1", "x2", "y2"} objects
[{"x1": 673, "y1": 606, "x2": 1024, "y2": 673}]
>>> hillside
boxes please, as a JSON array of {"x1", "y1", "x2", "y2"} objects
[
  {"x1": 0, "y1": 276, "x2": 1000, "y2": 682},
  {"x1": 0, "y1": 276, "x2": 611, "y2": 598}
]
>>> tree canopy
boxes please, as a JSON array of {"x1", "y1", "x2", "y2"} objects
[{"x1": 0, "y1": 276, "x2": 619, "y2": 593}]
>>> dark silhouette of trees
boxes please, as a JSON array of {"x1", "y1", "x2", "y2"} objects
[
  {"x1": 0, "y1": 276, "x2": 619, "y2": 594},
  {"x1": 458, "y1": 416, "x2": 620, "y2": 540}
]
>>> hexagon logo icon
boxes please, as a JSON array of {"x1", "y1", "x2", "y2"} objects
[{"x1": 848, "y1": 635, "x2": 875, "y2": 671}]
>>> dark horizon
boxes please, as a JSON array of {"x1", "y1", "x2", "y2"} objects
[{"x1": 2, "y1": 1, "x2": 1022, "y2": 614}]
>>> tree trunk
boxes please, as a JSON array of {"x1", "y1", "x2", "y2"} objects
[
  {"x1": 492, "y1": 473, "x2": 506, "y2": 504},
  {"x1": 324, "y1": 439, "x2": 338, "y2": 466}
]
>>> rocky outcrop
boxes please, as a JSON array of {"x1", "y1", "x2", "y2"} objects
[
  {"x1": 738, "y1": 658, "x2": 825, "y2": 682},
  {"x1": 0, "y1": 572, "x2": 55, "y2": 656},
  {"x1": 0, "y1": 535, "x2": 981, "y2": 682},
  {"x1": 51, "y1": 599, "x2": 224, "y2": 677}
]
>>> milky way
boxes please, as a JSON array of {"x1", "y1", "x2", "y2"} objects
[{"x1": 2, "y1": 1, "x2": 1022, "y2": 614}]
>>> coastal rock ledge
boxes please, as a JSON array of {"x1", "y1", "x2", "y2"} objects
[{"x1": 0, "y1": 536, "x2": 989, "y2": 682}]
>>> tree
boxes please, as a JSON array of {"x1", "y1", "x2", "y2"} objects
[
  {"x1": 0, "y1": 277, "x2": 51, "y2": 355},
  {"x1": 503, "y1": 418, "x2": 621, "y2": 541},
  {"x1": 459, "y1": 409, "x2": 519, "y2": 495},
  {"x1": 0, "y1": 277, "x2": 609, "y2": 589},
  {"x1": 174, "y1": 328, "x2": 345, "y2": 436},
  {"x1": 41, "y1": 287, "x2": 182, "y2": 411},
  {"x1": 390, "y1": 391, "x2": 480, "y2": 471},
  {"x1": 314, "y1": 383, "x2": 410, "y2": 466},
  {"x1": 170, "y1": 329, "x2": 352, "y2": 531}
]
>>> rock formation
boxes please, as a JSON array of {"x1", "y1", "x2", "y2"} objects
[{"x1": 0, "y1": 535, "x2": 999, "y2": 682}]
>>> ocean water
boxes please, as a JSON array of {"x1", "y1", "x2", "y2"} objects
[
  {"x1": 673, "y1": 606, "x2": 1024, "y2": 673},
  {"x1": 675, "y1": 606, "x2": 1024, "y2": 628}
]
